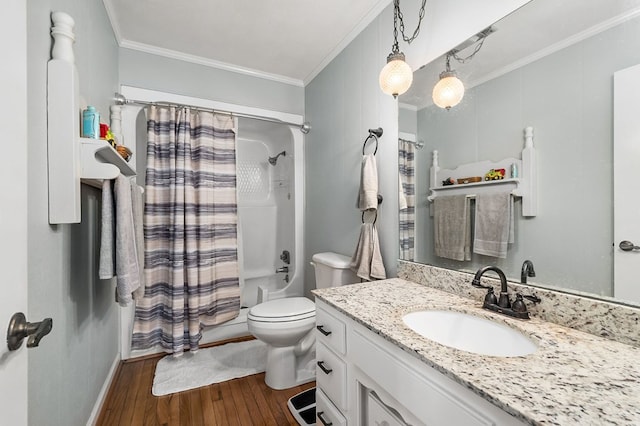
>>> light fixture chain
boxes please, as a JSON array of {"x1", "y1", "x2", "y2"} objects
[
  {"x1": 392, "y1": 2, "x2": 400, "y2": 53},
  {"x1": 395, "y1": 0, "x2": 427, "y2": 44},
  {"x1": 450, "y1": 37, "x2": 487, "y2": 64}
]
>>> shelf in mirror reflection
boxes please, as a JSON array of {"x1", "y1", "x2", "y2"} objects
[{"x1": 397, "y1": 0, "x2": 640, "y2": 306}]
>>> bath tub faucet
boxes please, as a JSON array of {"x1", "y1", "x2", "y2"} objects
[
  {"x1": 268, "y1": 151, "x2": 286, "y2": 166},
  {"x1": 276, "y1": 266, "x2": 289, "y2": 274},
  {"x1": 472, "y1": 266, "x2": 530, "y2": 320},
  {"x1": 521, "y1": 259, "x2": 536, "y2": 284}
]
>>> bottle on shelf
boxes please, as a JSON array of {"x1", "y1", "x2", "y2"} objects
[{"x1": 82, "y1": 106, "x2": 100, "y2": 139}]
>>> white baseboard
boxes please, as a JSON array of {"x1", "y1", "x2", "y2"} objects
[{"x1": 86, "y1": 353, "x2": 121, "y2": 426}]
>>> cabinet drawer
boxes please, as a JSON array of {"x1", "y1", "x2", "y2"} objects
[
  {"x1": 316, "y1": 388, "x2": 347, "y2": 426},
  {"x1": 316, "y1": 305, "x2": 346, "y2": 355},
  {"x1": 316, "y1": 342, "x2": 347, "y2": 411}
]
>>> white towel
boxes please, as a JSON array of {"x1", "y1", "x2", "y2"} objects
[
  {"x1": 114, "y1": 175, "x2": 142, "y2": 306},
  {"x1": 433, "y1": 195, "x2": 471, "y2": 261},
  {"x1": 473, "y1": 192, "x2": 514, "y2": 259},
  {"x1": 130, "y1": 179, "x2": 145, "y2": 300},
  {"x1": 350, "y1": 223, "x2": 386, "y2": 281},
  {"x1": 99, "y1": 179, "x2": 115, "y2": 279},
  {"x1": 398, "y1": 174, "x2": 408, "y2": 211},
  {"x1": 356, "y1": 154, "x2": 379, "y2": 210}
]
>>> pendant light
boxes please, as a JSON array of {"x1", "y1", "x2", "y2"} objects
[
  {"x1": 379, "y1": 51, "x2": 413, "y2": 98},
  {"x1": 432, "y1": 53, "x2": 464, "y2": 110},
  {"x1": 432, "y1": 27, "x2": 494, "y2": 110},
  {"x1": 379, "y1": 0, "x2": 427, "y2": 98}
]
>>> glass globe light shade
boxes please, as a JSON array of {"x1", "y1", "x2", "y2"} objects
[
  {"x1": 379, "y1": 52, "x2": 413, "y2": 98},
  {"x1": 432, "y1": 71, "x2": 465, "y2": 110}
]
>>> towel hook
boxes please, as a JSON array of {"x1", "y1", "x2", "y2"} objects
[{"x1": 362, "y1": 127, "x2": 383, "y2": 155}]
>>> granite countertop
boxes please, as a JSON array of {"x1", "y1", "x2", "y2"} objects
[{"x1": 312, "y1": 278, "x2": 640, "y2": 426}]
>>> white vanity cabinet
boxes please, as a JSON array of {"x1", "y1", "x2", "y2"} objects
[
  {"x1": 315, "y1": 302, "x2": 349, "y2": 425},
  {"x1": 315, "y1": 299, "x2": 526, "y2": 426}
]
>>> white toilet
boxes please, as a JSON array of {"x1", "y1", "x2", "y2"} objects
[{"x1": 247, "y1": 252, "x2": 357, "y2": 390}]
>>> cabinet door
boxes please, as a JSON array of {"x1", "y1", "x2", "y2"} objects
[
  {"x1": 351, "y1": 327, "x2": 524, "y2": 426},
  {"x1": 367, "y1": 391, "x2": 409, "y2": 426}
]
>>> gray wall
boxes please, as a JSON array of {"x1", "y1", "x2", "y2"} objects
[
  {"x1": 119, "y1": 49, "x2": 305, "y2": 116},
  {"x1": 399, "y1": 106, "x2": 418, "y2": 135},
  {"x1": 303, "y1": 0, "x2": 526, "y2": 293},
  {"x1": 304, "y1": 5, "x2": 399, "y2": 292},
  {"x1": 413, "y1": 17, "x2": 640, "y2": 296},
  {"x1": 27, "y1": 1, "x2": 120, "y2": 425}
]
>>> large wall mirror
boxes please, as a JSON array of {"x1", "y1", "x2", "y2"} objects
[{"x1": 398, "y1": 0, "x2": 640, "y2": 307}]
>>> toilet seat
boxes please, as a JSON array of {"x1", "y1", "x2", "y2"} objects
[{"x1": 248, "y1": 297, "x2": 316, "y2": 323}]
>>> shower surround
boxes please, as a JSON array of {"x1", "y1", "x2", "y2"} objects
[{"x1": 118, "y1": 87, "x2": 305, "y2": 359}]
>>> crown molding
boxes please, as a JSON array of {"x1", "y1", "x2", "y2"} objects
[
  {"x1": 468, "y1": 6, "x2": 640, "y2": 90},
  {"x1": 303, "y1": 0, "x2": 392, "y2": 85},
  {"x1": 119, "y1": 40, "x2": 305, "y2": 87},
  {"x1": 103, "y1": 0, "x2": 304, "y2": 88},
  {"x1": 102, "y1": 0, "x2": 123, "y2": 44},
  {"x1": 105, "y1": 0, "x2": 392, "y2": 88}
]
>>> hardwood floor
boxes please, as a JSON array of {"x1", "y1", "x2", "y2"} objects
[{"x1": 96, "y1": 340, "x2": 315, "y2": 426}]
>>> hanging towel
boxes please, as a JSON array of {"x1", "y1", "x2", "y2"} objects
[
  {"x1": 350, "y1": 222, "x2": 387, "y2": 281},
  {"x1": 398, "y1": 174, "x2": 408, "y2": 211},
  {"x1": 99, "y1": 179, "x2": 115, "y2": 279},
  {"x1": 356, "y1": 154, "x2": 379, "y2": 210},
  {"x1": 434, "y1": 195, "x2": 471, "y2": 261},
  {"x1": 130, "y1": 179, "x2": 145, "y2": 300},
  {"x1": 473, "y1": 192, "x2": 514, "y2": 258},
  {"x1": 114, "y1": 174, "x2": 142, "y2": 306},
  {"x1": 369, "y1": 225, "x2": 386, "y2": 280}
]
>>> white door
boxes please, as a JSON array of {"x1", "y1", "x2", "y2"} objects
[
  {"x1": 0, "y1": 1, "x2": 29, "y2": 424},
  {"x1": 613, "y1": 63, "x2": 640, "y2": 305}
]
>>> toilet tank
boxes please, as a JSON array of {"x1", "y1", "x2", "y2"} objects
[{"x1": 312, "y1": 252, "x2": 358, "y2": 289}]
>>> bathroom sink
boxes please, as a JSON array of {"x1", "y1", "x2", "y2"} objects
[{"x1": 402, "y1": 310, "x2": 537, "y2": 357}]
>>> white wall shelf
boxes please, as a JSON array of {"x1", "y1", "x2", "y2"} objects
[
  {"x1": 47, "y1": 12, "x2": 135, "y2": 223},
  {"x1": 428, "y1": 126, "x2": 537, "y2": 217},
  {"x1": 80, "y1": 139, "x2": 135, "y2": 188},
  {"x1": 431, "y1": 177, "x2": 521, "y2": 194}
]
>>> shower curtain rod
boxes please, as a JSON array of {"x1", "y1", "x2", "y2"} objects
[
  {"x1": 113, "y1": 92, "x2": 311, "y2": 134},
  {"x1": 399, "y1": 138, "x2": 424, "y2": 149}
]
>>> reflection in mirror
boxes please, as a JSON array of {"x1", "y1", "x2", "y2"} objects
[{"x1": 397, "y1": 0, "x2": 640, "y2": 306}]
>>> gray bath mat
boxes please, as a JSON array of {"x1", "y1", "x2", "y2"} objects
[{"x1": 152, "y1": 339, "x2": 268, "y2": 396}]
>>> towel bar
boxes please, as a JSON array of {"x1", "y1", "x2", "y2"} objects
[{"x1": 362, "y1": 127, "x2": 383, "y2": 155}]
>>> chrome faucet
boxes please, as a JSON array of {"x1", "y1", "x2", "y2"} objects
[
  {"x1": 521, "y1": 260, "x2": 536, "y2": 284},
  {"x1": 472, "y1": 265, "x2": 531, "y2": 319},
  {"x1": 276, "y1": 266, "x2": 289, "y2": 274}
]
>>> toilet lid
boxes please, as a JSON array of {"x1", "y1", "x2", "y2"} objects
[{"x1": 248, "y1": 297, "x2": 316, "y2": 322}]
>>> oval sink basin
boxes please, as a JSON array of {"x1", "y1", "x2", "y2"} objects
[{"x1": 402, "y1": 310, "x2": 537, "y2": 357}]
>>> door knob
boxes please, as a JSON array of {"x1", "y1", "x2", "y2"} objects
[
  {"x1": 6, "y1": 312, "x2": 53, "y2": 351},
  {"x1": 619, "y1": 240, "x2": 640, "y2": 251}
]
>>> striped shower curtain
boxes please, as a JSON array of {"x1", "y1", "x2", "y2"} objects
[
  {"x1": 399, "y1": 140, "x2": 415, "y2": 261},
  {"x1": 132, "y1": 105, "x2": 241, "y2": 356}
]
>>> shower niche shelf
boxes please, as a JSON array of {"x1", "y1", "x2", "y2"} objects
[
  {"x1": 427, "y1": 126, "x2": 537, "y2": 217},
  {"x1": 47, "y1": 11, "x2": 136, "y2": 224}
]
